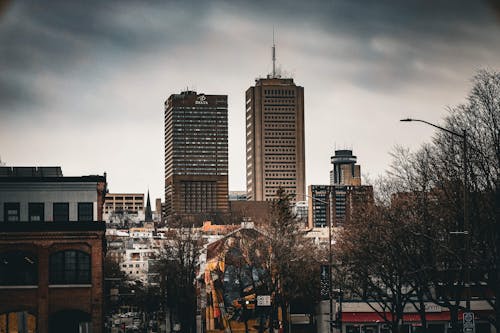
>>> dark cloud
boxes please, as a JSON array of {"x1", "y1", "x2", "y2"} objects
[
  {"x1": 0, "y1": 0, "x2": 499, "y2": 111},
  {"x1": 233, "y1": 0, "x2": 500, "y2": 92},
  {"x1": 0, "y1": 0, "x2": 211, "y2": 111}
]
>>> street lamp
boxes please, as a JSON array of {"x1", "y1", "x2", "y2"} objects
[
  {"x1": 298, "y1": 191, "x2": 339, "y2": 333},
  {"x1": 400, "y1": 118, "x2": 470, "y2": 311}
]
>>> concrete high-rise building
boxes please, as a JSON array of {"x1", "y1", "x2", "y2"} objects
[
  {"x1": 164, "y1": 91, "x2": 229, "y2": 219},
  {"x1": 245, "y1": 76, "x2": 305, "y2": 201}
]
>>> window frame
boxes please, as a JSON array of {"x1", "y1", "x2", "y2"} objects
[
  {"x1": 4, "y1": 202, "x2": 20, "y2": 222},
  {"x1": 28, "y1": 202, "x2": 45, "y2": 222},
  {"x1": 49, "y1": 250, "x2": 91, "y2": 285},
  {"x1": 53, "y1": 202, "x2": 69, "y2": 222},
  {"x1": 0, "y1": 251, "x2": 38, "y2": 285},
  {"x1": 77, "y1": 202, "x2": 93, "y2": 221}
]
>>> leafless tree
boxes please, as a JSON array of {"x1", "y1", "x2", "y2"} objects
[
  {"x1": 339, "y1": 69, "x2": 499, "y2": 333},
  {"x1": 157, "y1": 215, "x2": 203, "y2": 333},
  {"x1": 261, "y1": 188, "x2": 321, "y2": 333}
]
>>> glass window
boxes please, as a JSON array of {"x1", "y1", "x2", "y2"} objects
[
  {"x1": 29, "y1": 203, "x2": 44, "y2": 222},
  {"x1": 0, "y1": 312, "x2": 37, "y2": 333},
  {"x1": 78, "y1": 203, "x2": 93, "y2": 221},
  {"x1": 4, "y1": 202, "x2": 20, "y2": 222},
  {"x1": 49, "y1": 250, "x2": 90, "y2": 284},
  {"x1": 0, "y1": 251, "x2": 38, "y2": 285},
  {"x1": 53, "y1": 203, "x2": 69, "y2": 222},
  {"x1": 347, "y1": 325, "x2": 361, "y2": 333}
]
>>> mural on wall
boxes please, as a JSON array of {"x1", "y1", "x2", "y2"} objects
[{"x1": 203, "y1": 228, "x2": 272, "y2": 332}]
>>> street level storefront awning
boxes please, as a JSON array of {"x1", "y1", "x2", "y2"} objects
[{"x1": 342, "y1": 311, "x2": 492, "y2": 323}]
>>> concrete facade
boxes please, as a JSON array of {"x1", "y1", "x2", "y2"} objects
[{"x1": 245, "y1": 77, "x2": 305, "y2": 202}]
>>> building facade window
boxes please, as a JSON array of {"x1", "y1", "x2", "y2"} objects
[
  {"x1": 53, "y1": 203, "x2": 69, "y2": 222},
  {"x1": 0, "y1": 312, "x2": 37, "y2": 332},
  {"x1": 78, "y1": 203, "x2": 93, "y2": 221},
  {"x1": 29, "y1": 203, "x2": 44, "y2": 222},
  {"x1": 49, "y1": 250, "x2": 90, "y2": 284},
  {"x1": 0, "y1": 251, "x2": 38, "y2": 285},
  {"x1": 4, "y1": 203, "x2": 20, "y2": 222}
]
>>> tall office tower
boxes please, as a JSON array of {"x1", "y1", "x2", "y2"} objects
[
  {"x1": 245, "y1": 44, "x2": 305, "y2": 201},
  {"x1": 164, "y1": 91, "x2": 229, "y2": 219},
  {"x1": 330, "y1": 149, "x2": 361, "y2": 186}
]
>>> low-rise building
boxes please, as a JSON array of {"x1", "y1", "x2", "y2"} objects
[
  {"x1": 103, "y1": 193, "x2": 145, "y2": 225},
  {"x1": 0, "y1": 166, "x2": 106, "y2": 333}
]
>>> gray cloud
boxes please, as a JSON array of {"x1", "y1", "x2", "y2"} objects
[
  {"x1": 1, "y1": 0, "x2": 499, "y2": 111},
  {"x1": 0, "y1": 0, "x2": 213, "y2": 111},
  {"x1": 1, "y1": 0, "x2": 499, "y2": 198}
]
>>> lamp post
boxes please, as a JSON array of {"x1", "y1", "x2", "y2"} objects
[
  {"x1": 298, "y1": 190, "x2": 338, "y2": 333},
  {"x1": 400, "y1": 118, "x2": 470, "y2": 311}
]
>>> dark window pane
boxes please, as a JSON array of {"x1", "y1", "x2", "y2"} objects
[
  {"x1": 4, "y1": 202, "x2": 20, "y2": 222},
  {"x1": 78, "y1": 203, "x2": 93, "y2": 221},
  {"x1": 29, "y1": 203, "x2": 44, "y2": 222},
  {"x1": 50, "y1": 250, "x2": 90, "y2": 284},
  {"x1": 53, "y1": 203, "x2": 69, "y2": 222},
  {"x1": 0, "y1": 252, "x2": 38, "y2": 285}
]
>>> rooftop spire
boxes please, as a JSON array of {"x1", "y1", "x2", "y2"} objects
[
  {"x1": 272, "y1": 26, "x2": 276, "y2": 78},
  {"x1": 145, "y1": 190, "x2": 153, "y2": 222}
]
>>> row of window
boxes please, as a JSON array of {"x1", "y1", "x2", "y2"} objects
[
  {"x1": 264, "y1": 107, "x2": 296, "y2": 112},
  {"x1": 264, "y1": 156, "x2": 297, "y2": 161},
  {"x1": 264, "y1": 115, "x2": 296, "y2": 121},
  {"x1": 3, "y1": 202, "x2": 93, "y2": 222},
  {"x1": 265, "y1": 148, "x2": 296, "y2": 153},
  {"x1": 0, "y1": 250, "x2": 91, "y2": 285},
  {"x1": 264, "y1": 139, "x2": 296, "y2": 144},
  {"x1": 265, "y1": 181, "x2": 296, "y2": 185},
  {"x1": 264, "y1": 89, "x2": 295, "y2": 96},
  {"x1": 263, "y1": 99, "x2": 296, "y2": 104},
  {"x1": 106, "y1": 196, "x2": 143, "y2": 201},
  {"x1": 265, "y1": 164, "x2": 296, "y2": 170},
  {"x1": 264, "y1": 123, "x2": 295, "y2": 128},
  {"x1": 265, "y1": 173, "x2": 296, "y2": 177}
]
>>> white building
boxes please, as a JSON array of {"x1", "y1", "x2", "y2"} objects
[{"x1": 0, "y1": 166, "x2": 105, "y2": 222}]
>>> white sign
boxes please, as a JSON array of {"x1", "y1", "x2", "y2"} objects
[
  {"x1": 463, "y1": 312, "x2": 475, "y2": 333},
  {"x1": 195, "y1": 95, "x2": 209, "y2": 105},
  {"x1": 256, "y1": 295, "x2": 271, "y2": 307}
]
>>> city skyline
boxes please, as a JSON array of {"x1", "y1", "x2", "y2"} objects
[{"x1": 1, "y1": 1, "x2": 500, "y2": 200}]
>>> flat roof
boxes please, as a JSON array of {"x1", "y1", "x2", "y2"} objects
[
  {"x1": 0, "y1": 175, "x2": 106, "y2": 183},
  {"x1": 0, "y1": 221, "x2": 106, "y2": 232}
]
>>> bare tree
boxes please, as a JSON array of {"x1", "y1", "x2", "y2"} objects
[
  {"x1": 157, "y1": 216, "x2": 203, "y2": 333},
  {"x1": 344, "y1": 69, "x2": 500, "y2": 333},
  {"x1": 261, "y1": 188, "x2": 321, "y2": 333}
]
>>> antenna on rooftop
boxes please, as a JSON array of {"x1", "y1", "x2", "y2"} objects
[{"x1": 272, "y1": 26, "x2": 276, "y2": 78}]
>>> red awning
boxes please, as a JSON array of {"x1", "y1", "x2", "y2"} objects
[
  {"x1": 342, "y1": 310, "x2": 491, "y2": 323},
  {"x1": 343, "y1": 312, "x2": 454, "y2": 323}
]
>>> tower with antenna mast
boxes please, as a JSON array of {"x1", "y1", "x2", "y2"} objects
[
  {"x1": 269, "y1": 27, "x2": 280, "y2": 79},
  {"x1": 246, "y1": 31, "x2": 305, "y2": 202}
]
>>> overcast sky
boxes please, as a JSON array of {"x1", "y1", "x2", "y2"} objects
[{"x1": 1, "y1": 0, "x2": 499, "y2": 200}]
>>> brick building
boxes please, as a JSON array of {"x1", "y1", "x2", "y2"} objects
[{"x1": 0, "y1": 166, "x2": 106, "y2": 333}]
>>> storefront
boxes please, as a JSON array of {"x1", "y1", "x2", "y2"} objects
[{"x1": 342, "y1": 311, "x2": 494, "y2": 333}]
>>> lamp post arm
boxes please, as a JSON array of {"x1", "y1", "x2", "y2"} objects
[
  {"x1": 400, "y1": 118, "x2": 464, "y2": 139},
  {"x1": 400, "y1": 118, "x2": 470, "y2": 312}
]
